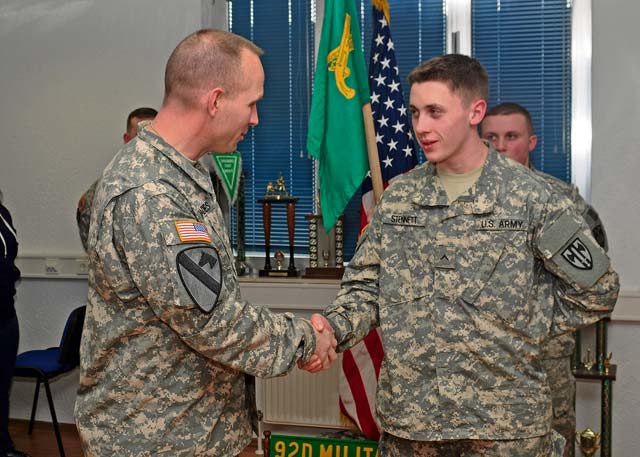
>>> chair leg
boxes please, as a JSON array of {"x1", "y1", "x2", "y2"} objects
[
  {"x1": 43, "y1": 379, "x2": 65, "y2": 457},
  {"x1": 28, "y1": 378, "x2": 41, "y2": 434}
]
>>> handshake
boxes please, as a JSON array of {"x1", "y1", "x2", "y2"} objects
[{"x1": 298, "y1": 314, "x2": 338, "y2": 373}]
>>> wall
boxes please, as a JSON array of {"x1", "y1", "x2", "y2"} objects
[
  {"x1": 572, "y1": 0, "x2": 640, "y2": 453},
  {"x1": 591, "y1": 0, "x2": 640, "y2": 293},
  {"x1": 0, "y1": 0, "x2": 205, "y2": 257}
]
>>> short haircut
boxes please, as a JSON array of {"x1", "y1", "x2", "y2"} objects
[
  {"x1": 164, "y1": 29, "x2": 264, "y2": 107},
  {"x1": 408, "y1": 54, "x2": 489, "y2": 105},
  {"x1": 126, "y1": 107, "x2": 158, "y2": 132},
  {"x1": 485, "y1": 102, "x2": 535, "y2": 134}
]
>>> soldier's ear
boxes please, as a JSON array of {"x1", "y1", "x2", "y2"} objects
[
  {"x1": 469, "y1": 98, "x2": 487, "y2": 127},
  {"x1": 206, "y1": 88, "x2": 224, "y2": 117},
  {"x1": 528, "y1": 134, "x2": 538, "y2": 153}
]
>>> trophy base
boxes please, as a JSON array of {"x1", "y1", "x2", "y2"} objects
[
  {"x1": 303, "y1": 267, "x2": 345, "y2": 280},
  {"x1": 259, "y1": 269, "x2": 299, "y2": 278}
]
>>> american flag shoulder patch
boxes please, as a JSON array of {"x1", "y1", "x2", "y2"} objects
[{"x1": 174, "y1": 220, "x2": 212, "y2": 243}]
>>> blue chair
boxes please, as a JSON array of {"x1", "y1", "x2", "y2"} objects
[{"x1": 13, "y1": 305, "x2": 86, "y2": 457}]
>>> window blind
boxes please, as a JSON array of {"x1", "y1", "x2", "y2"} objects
[
  {"x1": 229, "y1": 0, "x2": 315, "y2": 255},
  {"x1": 472, "y1": 0, "x2": 572, "y2": 182}
]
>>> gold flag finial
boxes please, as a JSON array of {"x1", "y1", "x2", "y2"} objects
[{"x1": 372, "y1": 0, "x2": 391, "y2": 26}]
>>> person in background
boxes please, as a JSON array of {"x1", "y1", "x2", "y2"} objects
[
  {"x1": 76, "y1": 107, "x2": 158, "y2": 252},
  {"x1": 0, "y1": 190, "x2": 30, "y2": 457},
  {"x1": 74, "y1": 29, "x2": 336, "y2": 457},
  {"x1": 481, "y1": 101, "x2": 609, "y2": 456},
  {"x1": 303, "y1": 54, "x2": 618, "y2": 456}
]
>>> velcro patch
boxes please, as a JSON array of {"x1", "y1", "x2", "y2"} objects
[
  {"x1": 176, "y1": 246, "x2": 222, "y2": 313},
  {"x1": 539, "y1": 213, "x2": 609, "y2": 288},
  {"x1": 476, "y1": 218, "x2": 527, "y2": 231},
  {"x1": 175, "y1": 220, "x2": 211, "y2": 243}
]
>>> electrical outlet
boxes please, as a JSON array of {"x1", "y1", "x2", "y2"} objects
[
  {"x1": 45, "y1": 258, "x2": 60, "y2": 275},
  {"x1": 76, "y1": 258, "x2": 89, "y2": 275}
]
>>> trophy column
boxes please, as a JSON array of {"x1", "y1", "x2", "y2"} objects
[
  {"x1": 260, "y1": 199, "x2": 272, "y2": 272},
  {"x1": 258, "y1": 196, "x2": 298, "y2": 277},
  {"x1": 286, "y1": 200, "x2": 297, "y2": 275}
]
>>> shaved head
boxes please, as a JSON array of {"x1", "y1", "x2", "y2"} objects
[{"x1": 163, "y1": 29, "x2": 264, "y2": 108}]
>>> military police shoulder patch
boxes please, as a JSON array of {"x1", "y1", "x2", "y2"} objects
[{"x1": 176, "y1": 246, "x2": 222, "y2": 313}]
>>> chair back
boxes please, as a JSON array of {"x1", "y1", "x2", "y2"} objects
[{"x1": 57, "y1": 305, "x2": 86, "y2": 368}]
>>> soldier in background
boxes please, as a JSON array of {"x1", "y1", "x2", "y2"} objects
[
  {"x1": 304, "y1": 54, "x2": 618, "y2": 456},
  {"x1": 75, "y1": 107, "x2": 157, "y2": 252},
  {"x1": 481, "y1": 102, "x2": 609, "y2": 456},
  {"x1": 74, "y1": 29, "x2": 336, "y2": 456}
]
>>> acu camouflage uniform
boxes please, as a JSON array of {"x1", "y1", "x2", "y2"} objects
[
  {"x1": 531, "y1": 167, "x2": 609, "y2": 455},
  {"x1": 75, "y1": 124, "x2": 318, "y2": 457},
  {"x1": 76, "y1": 179, "x2": 98, "y2": 252},
  {"x1": 325, "y1": 148, "x2": 619, "y2": 455}
]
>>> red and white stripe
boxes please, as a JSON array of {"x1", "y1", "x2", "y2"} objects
[{"x1": 339, "y1": 328, "x2": 384, "y2": 440}]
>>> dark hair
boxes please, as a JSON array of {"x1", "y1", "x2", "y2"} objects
[
  {"x1": 126, "y1": 107, "x2": 158, "y2": 132},
  {"x1": 408, "y1": 54, "x2": 489, "y2": 105},
  {"x1": 485, "y1": 102, "x2": 534, "y2": 134},
  {"x1": 164, "y1": 29, "x2": 264, "y2": 107}
]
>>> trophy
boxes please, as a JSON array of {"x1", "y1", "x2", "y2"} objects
[
  {"x1": 258, "y1": 175, "x2": 299, "y2": 277},
  {"x1": 576, "y1": 428, "x2": 601, "y2": 456},
  {"x1": 582, "y1": 348, "x2": 596, "y2": 371},
  {"x1": 303, "y1": 214, "x2": 344, "y2": 279}
]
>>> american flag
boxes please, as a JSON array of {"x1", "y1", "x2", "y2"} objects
[
  {"x1": 339, "y1": 3, "x2": 418, "y2": 441},
  {"x1": 175, "y1": 220, "x2": 212, "y2": 243}
]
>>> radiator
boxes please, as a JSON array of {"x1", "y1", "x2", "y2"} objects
[{"x1": 257, "y1": 356, "x2": 344, "y2": 428}]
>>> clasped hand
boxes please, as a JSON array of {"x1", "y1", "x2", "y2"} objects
[{"x1": 298, "y1": 314, "x2": 338, "y2": 373}]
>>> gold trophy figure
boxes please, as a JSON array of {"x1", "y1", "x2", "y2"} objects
[
  {"x1": 582, "y1": 348, "x2": 595, "y2": 371},
  {"x1": 576, "y1": 428, "x2": 601, "y2": 456}
]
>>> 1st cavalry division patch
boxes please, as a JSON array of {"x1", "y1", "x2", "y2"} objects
[{"x1": 177, "y1": 246, "x2": 222, "y2": 313}]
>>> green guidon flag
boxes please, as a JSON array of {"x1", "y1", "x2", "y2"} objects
[
  {"x1": 307, "y1": 0, "x2": 371, "y2": 232},
  {"x1": 211, "y1": 152, "x2": 242, "y2": 205}
]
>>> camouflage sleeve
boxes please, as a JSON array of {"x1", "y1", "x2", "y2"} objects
[
  {"x1": 324, "y1": 207, "x2": 382, "y2": 352},
  {"x1": 76, "y1": 180, "x2": 98, "y2": 252},
  {"x1": 111, "y1": 189, "x2": 316, "y2": 378},
  {"x1": 534, "y1": 192, "x2": 619, "y2": 334},
  {"x1": 567, "y1": 187, "x2": 608, "y2": 251}
]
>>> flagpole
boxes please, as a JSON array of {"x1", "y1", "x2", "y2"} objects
[{"x1": 362, "y1": 103, "x2": 384, "y2": 203}]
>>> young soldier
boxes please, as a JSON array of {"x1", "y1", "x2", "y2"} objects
[{"x1": 305, "y1": 55, "x2": 618, "y2": 456}]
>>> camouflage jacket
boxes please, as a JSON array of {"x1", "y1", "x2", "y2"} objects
[
  {"x1": 76, "y1": 179, "x2": 98, "y2": 252},
  {"x1": 75, "y1": 124, "x2": 316, "y2": 457},
  {"x1": 325, "y1": 148, "x2": 619, "y2": 441},
  {"x1": 532, "y1": 168, "x2": 609, "y2": 359}
]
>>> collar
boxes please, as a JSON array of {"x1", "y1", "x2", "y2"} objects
[
  {"x1": 138, "y1": 122, "x2": 214, "y2": 196},
  {"x1": 410, "y1": 143, "x2": 499, "y2": 215}
]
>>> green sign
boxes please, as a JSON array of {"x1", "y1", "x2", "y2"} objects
[
  {"x1": 211, "y1": 152, "x2": 242, "y2": 205},
  {"x1": 269, "y1": 434, "x2": 378, "y2": 457}
]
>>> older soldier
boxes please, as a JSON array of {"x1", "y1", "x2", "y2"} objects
[
  {"x1": 76, "y1": 107, "x2": 158, "y2": 252},
  {"x1": 481, "y1": 102, "x2": 608, "y2": 456},
  {"x1": 74, "y1": 29, "x2": 336, "y2": 457},
  {"x1": 305, "y1": 55, "x2": 618, "y2": 456}
]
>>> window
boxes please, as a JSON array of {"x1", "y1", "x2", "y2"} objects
[
  {"x1": 228, "y1": 0, "x2": 577, "y2": 260},
  {"x1": 472, "y1": 0, "x2": 573, "y2": 181},
  {"x1": 228, "y1": 0, "x2": 316, "y2": 256}
]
